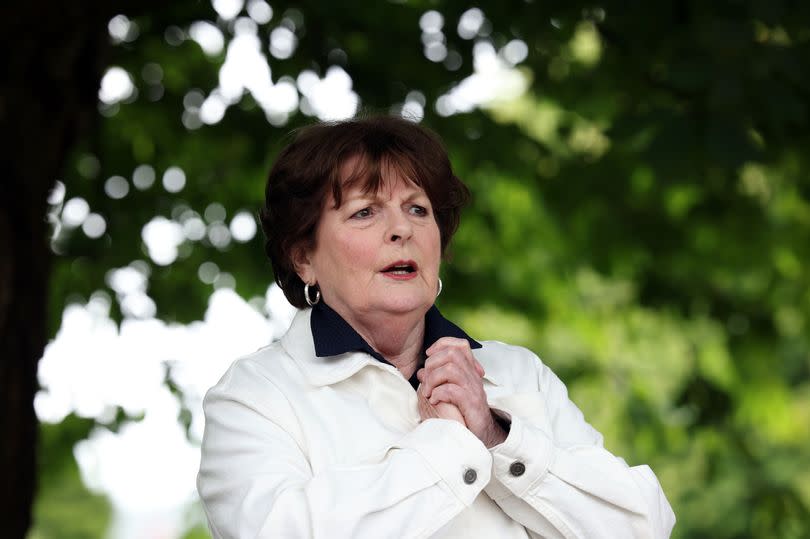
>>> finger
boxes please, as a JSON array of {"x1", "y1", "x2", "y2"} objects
[
  {"x1": 429, "y1": 383, "x2": 465, "y2": 406},
  {"x1": 427, "y1": 337, "x2": 485, "y2": 379},
  {"x1": 416, "y1": 388, "x2": 438, "y2": 420},
  {"x1": 424, "y1": 348, "x2": 484, "y2": 391},
  {"x1": 417, "y1": 385, "x2": 466, "y2": 425},
  {"x1": 424, "y1": 345, "x2": 474, "y2": 374},
  {"x1": 416, "y1": 368, "x2": 425, "y2": 383},
  {"x1": 431, "y1": 383, "x2": 492, "y2": 434},
  {"x1": 425, "y1": 336, "x2": 467, "y2": 356},
  {"x1": 422, "y1": 362, "x2": 469, "y2": 397},
  {"x1": 424, "y1": 348, "x2": 454, "y2": 372},
  {"x1": 434, "y1": 401, "x2": 465, "y2": 425}
]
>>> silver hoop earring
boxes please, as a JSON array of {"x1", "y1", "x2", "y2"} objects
[
  {"x1": 437, "y1": 278, "x2": 443, "y2": 297},
  {"x1": 304, "y1": 283, "x2": 320, "y2": 306}
]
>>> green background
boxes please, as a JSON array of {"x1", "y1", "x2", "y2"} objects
[{"x1": 32, "y1": 1, "x2": 810, "y2": 537}]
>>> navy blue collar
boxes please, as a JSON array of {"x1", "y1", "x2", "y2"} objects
[{"x1": 310, "y1": 301, "x2": 482, "y2": 390}]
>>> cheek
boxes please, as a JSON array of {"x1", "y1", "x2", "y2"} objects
[
  {"x1": 425, "y1": 224, "x2": 442, "y2": 267},
  {"x1": 331, "y1": 230, "x2": 379, "y2": 270}
]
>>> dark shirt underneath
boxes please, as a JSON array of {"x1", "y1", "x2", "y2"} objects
[{"x1": 310, "y1": 301, "x2": 481, "y2": 390}]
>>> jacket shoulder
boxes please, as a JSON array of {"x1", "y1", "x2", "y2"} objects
[
  {"x1": 473, "y1": 340, "x2": 547, "y2": 390},
  {"x1": 204, "y1": 341, "x2": 303, "y2": 405},
  {"x1": 201, "y1": 341, "x2": 310, "y2": 445}
]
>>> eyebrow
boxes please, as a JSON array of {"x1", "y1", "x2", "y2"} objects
[
  {"x1": 342, "y1": 186, "x2": 427, "y2": 204},
  {"x1": 401, "y1": 191, "x2": 428, "y2": 203}
]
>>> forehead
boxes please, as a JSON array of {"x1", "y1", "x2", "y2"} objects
[{"x1": 334, "y1": 152, "x2": 426, "y2": 202}]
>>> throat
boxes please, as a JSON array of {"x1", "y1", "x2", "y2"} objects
[{"x1": 351, "y1": 313, "x2": 426, "y2": 376}]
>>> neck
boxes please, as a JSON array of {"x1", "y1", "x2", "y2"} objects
[{"x1": 332, "y1": 305, "x2": 426, "y2": 379}]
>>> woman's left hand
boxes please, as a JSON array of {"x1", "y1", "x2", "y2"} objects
[{"x1": 416, "y1": 337, "x2": 507, "y2": 448}]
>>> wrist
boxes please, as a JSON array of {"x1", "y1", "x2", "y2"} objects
[{"x1": 483, "y1": 413, "x2": 509, "y2": 448}]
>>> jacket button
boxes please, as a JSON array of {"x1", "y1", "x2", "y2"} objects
[
  {"x1": 463, "y1": 468, "x2": 477, "y2": 484},
  {"x1": 509, "y1": 461, "x2": 526, "y2": 477}
]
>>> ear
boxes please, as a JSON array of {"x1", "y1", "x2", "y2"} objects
[{"x1": 292, "y1": 244, "x2": 316, "y2": 285}]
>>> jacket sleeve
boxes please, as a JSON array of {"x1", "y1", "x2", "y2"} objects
[
  {"x1": 196, "y1": 361, "x2": 493, "y2": 539},
  {"x1": 483, "y1": 355, "x2": 676, "y2": 539}
]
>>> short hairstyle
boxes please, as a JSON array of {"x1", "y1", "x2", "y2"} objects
[{"x1": 260, "y1": 115, "x2": 471, "y2": 309}]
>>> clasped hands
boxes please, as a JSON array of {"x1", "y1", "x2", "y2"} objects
[{"x1": 416, "y1": 337, "x2": 507, "y2": 448}]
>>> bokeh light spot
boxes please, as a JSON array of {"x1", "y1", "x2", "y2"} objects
[
  {"x1": 189, "y1": 21, "x2": 225, "y2": 56},
  {"x1": 198, "y1": 261, "x2": 220, "y2": 284},
  {"x1": 142, "y1": 217, "x2": 184, "y2": 266},
  {"x1": 162, "y1": 167, "x2": 187, "y2": 193},
  {"x1": 200, "y1": 92, "x2": 228, "y2": 124},
  {"x1": 424, "y1": 42, "x2": 448, "y2": 62},
  {"x1": 183, "y1": 216, "x2": 207, "y2": 241},
  {"x1": 419, "y1": 11, "x2": 444, "y2": 33},
  {"x1": 207, "y1": 222, "x2": 232, "y2": 249},
  {"x1": 48, "y1": 181, "x2": 66, "y2": 206},
  {"x1": 247, "y1": 0, "x2": 273, "y2": 23},
  {"x1": 269, "y1": 26, "x2": 297, "y2": 59},
  {"x1": 204, "y1": 203, "x2": 226, "y2": 223},
  {"x1": 230, "y1": 211, "x2": 257, "y2": 242},
  {"x1": 296, "y1": 66, "x2": 359, "y2": 121},
  {"x1": 108, "y1": 14, "x2": 139, "y2": 44},
  {"x1": 105, "y1": 175, "x2": 130, "y2": 199},
  {"x1": 62, "y1": 197, "x2": 90, "y2": 228},
  {"x1": 502, "y1": 39, "x2": 529, "y2": 65},
  {"x1": 133, "y1": 164, "x2": 156, "y2": 190},
  {"x1": 99, "y1": 67, "x2": 135, "y2": 105},
  {"x1": 82, "y1": 213, "x2": 107, "y2": 239},
  {"x1": 213, "y1": 272, "x2": 236, "y2": 290},
  {"x1": 212, "y1": 0, "x2": 244, "y2": 20},
  {"x1": 458, "y1": 8, "x2": 484, "y2": 39}
]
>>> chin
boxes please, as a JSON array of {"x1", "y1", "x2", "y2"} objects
[{"x1": 373, "y1": 291, "x2": 432, "y2": 315}]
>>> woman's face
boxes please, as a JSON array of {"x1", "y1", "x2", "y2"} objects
[{"x1": 298, "y1": 156, "x2": 441, "y2": 321}]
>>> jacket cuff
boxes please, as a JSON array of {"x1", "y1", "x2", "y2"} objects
[
  {"x1": 484, "y1": 415, "x2": 555, "y2": 502},
  {"x1": 394, "y1": 418, "x2": 492, "y2": 507}
]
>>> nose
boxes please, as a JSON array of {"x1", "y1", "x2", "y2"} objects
[{"x1": 386, "y1": 211, "x2": 413, "y2": 243}]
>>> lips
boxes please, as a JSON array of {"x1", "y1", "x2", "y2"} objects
[{"x1": 380, "y1": 259, "x2": 418, "y2": 275}]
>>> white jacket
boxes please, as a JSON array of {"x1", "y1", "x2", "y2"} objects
[{"x1": 197, "y1": 308, "x2": 675, "y2": 538}]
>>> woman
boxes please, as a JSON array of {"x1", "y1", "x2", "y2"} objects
[{"x1": 197, "y1": 116, "x2": 675, "y2": 538}]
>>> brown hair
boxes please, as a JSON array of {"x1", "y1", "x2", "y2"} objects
[{"x1": 260, "y1": 115, "x2": 471, "y2": 309}]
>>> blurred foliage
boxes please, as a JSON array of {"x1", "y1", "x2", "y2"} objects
[
  {"x1": 35, "y1": 0, "x2": 810, "y2": 537},
  {"x1": 32, "y1": 417, "x2": 109, "y2": 538}
]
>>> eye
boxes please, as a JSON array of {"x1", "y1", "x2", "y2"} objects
[
  {"x1": 409, "y1": 205, "x2": 428, "y2": 216},
  {"x1": 351, "y1": 207, "x2": 373, "y2": 219}
]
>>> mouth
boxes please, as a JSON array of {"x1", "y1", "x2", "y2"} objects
[{"x1": 380, "y1": 260, "x2": 418, "y2": 277}]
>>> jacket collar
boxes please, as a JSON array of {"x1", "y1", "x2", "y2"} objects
[
  {"x1": 280, "y1": 303, "x2": 482, "y2": 387},
  {"x1": 311, "y1": 301, "x2": 481, "y2": 360},
  {"x1": 280, "y1": 308, "x2": 368, "y2": 387}
]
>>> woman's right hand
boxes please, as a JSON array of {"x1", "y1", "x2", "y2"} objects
[{"x1": 416, "y1": 382, "x2": 466, "y2": 426}]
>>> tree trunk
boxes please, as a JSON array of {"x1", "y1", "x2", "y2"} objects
[{"x1": 0, "y1": 3, "x2": 113, "y2": 537}]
